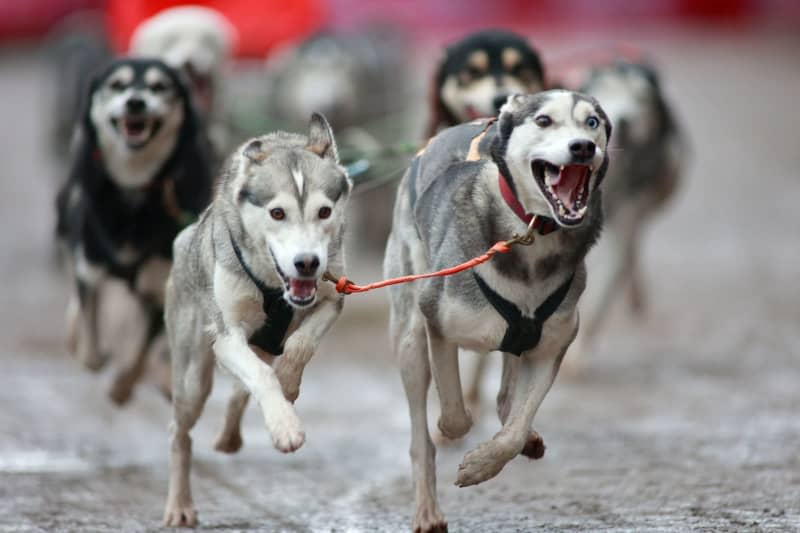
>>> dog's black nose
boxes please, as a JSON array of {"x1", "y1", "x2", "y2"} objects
[
  {"x1": 294, "y1": 254, "x2": 320, "y2": 277},
  {"x1": 569, "y1": 139, "x2": 596, "y2": 160},
  {"x1": 125, "y1": 97, "x2": 146, "y2": 114},
  {"x1": 492, "y1": 93, "x2": 510, "y2": 113}
]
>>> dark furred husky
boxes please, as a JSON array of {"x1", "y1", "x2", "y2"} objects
[
  {"x1": 56, "y1": 58, "x2": 213, "y2": 405},
  {"x1": 425, "y1": 29, "x2": 545, "y2": 138}
]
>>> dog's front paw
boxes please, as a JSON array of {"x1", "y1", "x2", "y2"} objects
[
  {"x1": 163, "y1": 497, "x2": 197, "y2": 527},
  {"x1": 455, "y1": 438, "x2": 516, "y2": 487},
  {"x1": 520, "y1": 430, "x2": 545, "y2": 459},
  {"x1": 274, "y1": 360, "x2": 303, "y2": 403},
  {"x1": 413, "y1": 501, "x2": 448, "y2": 533},
  {"x1": 261, "y1": 398, "x2": 305, "y2": 453}
]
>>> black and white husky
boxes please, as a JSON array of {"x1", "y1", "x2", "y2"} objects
[
  {"x1": 425, "y1": 29, "x2": 545, "y2": 138},
  {"x1": 385, "y1": 90, "x2": 611, "y2": 532},
  {"x1": 56, "y1": 58, "x2": 213, "y2": 404},
  {"x1": 162, "y1": 114, "x2": 351, "y2": 527},
  {"x1": 572, "y1": 59, "x2": 685, "y2": 365}
]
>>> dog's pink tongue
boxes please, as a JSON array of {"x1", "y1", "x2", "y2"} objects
[
  {"x1": 290, "y1": 279, "x2": 316, "y2": 299},
  {"x1": 554, "y1": 165, "x2": 588, "y2": 206}
]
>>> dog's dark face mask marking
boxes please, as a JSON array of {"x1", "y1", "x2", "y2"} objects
[
  {"x1": 433, "y1": 30, "x2": 545, "y2": 130},
  {"x1": 89, "y1": 61, "x2": 186, "y2": 151}
]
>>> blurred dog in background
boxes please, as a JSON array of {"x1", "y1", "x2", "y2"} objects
[
  {"x1": 129, "y1": 5, "x2": 238, "y2": 155},
  {"x1": 45, "y1": 11, "x2": 111, "y2": 160},
  {"x1": 56, "y1": 58, "x2": 213, "y2": 405},
  {"x1": 425, "y1": 29, "x2": 545, "y2": 138},
  {"x1": 263, "y1": 26, "x2": 412, "y2": 255},
  {"x1": 568, "y1": 58, "x2": 685, "y2": 367}
]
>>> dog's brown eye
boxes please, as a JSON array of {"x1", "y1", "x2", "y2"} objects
[
  {"x1": 270, "y1": 208, "x2": 285, "y2": 220},
  {"x1": 318, "y1": 206, "x2": 332, "y2": 220},
  {"x1": 150, "y1": 82, "x2": 167, "y2": 93},
  {"x1": 535, "y1": 115, "x2": 552, "y2": 128},
  {"x1": 110, "y1": 80, "x2": 125, "y2": 92}
]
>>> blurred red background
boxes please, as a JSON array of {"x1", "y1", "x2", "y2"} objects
[{"x1": 2, "y1": 0, "x2": 799, "y2": 55}]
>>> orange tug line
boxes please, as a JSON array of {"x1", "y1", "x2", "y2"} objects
[{"x1": 322, "y1": 216, "x2": 543, "y2": 295}]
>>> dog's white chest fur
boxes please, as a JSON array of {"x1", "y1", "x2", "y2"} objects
[{"x1": 212, "y1": 265, "x2": 267, "y2": 337}]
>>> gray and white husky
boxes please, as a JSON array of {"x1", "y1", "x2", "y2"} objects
[
  {"x1": 571, "y1": 60, "x2": 685, "y2": 366},
  {"x1": 162, "y1": 113, "x2": 351, "y2": 527},
  {"x1": 384, "y1": 90, "x2": 611, "y2": 532}
]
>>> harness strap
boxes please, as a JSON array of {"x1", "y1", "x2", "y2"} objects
[
  {"x1": 229, "y1": 234, "x2": 293, "y2": 356},
  {"x1": 473, "y1": 271, "x2": 574, "y2": 356}
]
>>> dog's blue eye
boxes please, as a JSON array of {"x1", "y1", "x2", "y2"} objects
[
  {"x1": 535, "y1": 115, "x2": 552, "y2": 128},
  {"x1": 586, "y1": 116, "x2": 600, "y2": 129}
]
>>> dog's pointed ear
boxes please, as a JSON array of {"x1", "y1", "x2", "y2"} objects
[
  {"x1": 244, "y1": 139, "x2": 267, "y2": 164},
  {"x1": 306, "y1": 112, "x2": 338, "y2": 163}
]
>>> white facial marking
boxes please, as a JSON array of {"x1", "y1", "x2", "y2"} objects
[
  {"x1": 291, "y1": 167, "x2": 305, "y2": 196},
  {"x1": 441, "y1": 75, "x2": 530, "y2": 121}
]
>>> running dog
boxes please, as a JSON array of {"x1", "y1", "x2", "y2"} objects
[
  {"x1": 162, "y1": 113, "x2": 351, "y2": 527},
  {"x1": 385, "y1": 90, "x2": 610, "y2": 532},
  {"x1": 425, "y1": 29, "x2": 545, "y2": 138},
  {"x1": 56, "y1": 58, "x2": 213, "y2": 404},
  {"x1": 129, "y1": 5, "x2": 237, "y2": 119},
  {"x1": 571, "y1": 59, "x2": 685, "y2": 366},
  {"x1": 130, "y1": 5, "x2": 237, "y2": 155}
]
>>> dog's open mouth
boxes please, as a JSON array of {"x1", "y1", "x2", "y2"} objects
[
  {"x1": 287, "y1": 278, "x2": 317, "y2": 306},
  {"x1": 111, "y1": 115, "x2": 162, "y2": 149},
  {"x1": 531, "y1": 160, "x2": 592, "y2": 226},
  {"x1": 271, "y1": 251, "x2": 318, "y2": 308}
]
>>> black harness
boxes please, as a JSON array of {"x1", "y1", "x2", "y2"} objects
[
  {"x1": 229, "y1": 235, "x2": 294, "y2": 356},
  {"x1": 473, "y1": 272, "x2": 573, "y2": 356}
]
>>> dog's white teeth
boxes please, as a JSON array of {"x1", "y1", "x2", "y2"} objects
[{"x1": 559, "y1": 165, "x2": 565, "y2": 172}]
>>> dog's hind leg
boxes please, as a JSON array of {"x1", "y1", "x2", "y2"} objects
[
  {"x1": 427, "y1": 326, "x2": 472, "y2": 440},
  {"x1": 214, "y1": 380, "x2": 250, "y2": 454},
  {"x1": 462, "y1": 350, "x2": 489, "y2": 421},
  {"x1": 495, "y1": 354, "x2": 545, "y2": 460},
  {"x1": 163, "y1": 309, "x2": 214, "y2": 528},
  {"x1": 398, "y1": 315, "x2": 447, "y2": 533},
  {"x1": 456, "y1": 312, "x2": 577, "y2": 487},
  {"x1": 496, "y1": 353, "x2": 520, "y2": 425}
]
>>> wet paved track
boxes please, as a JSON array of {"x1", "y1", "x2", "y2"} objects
[{"x1": 1, "y1": 29, "x2": 799, "y2": 532}]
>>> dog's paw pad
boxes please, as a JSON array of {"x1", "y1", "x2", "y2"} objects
[
  {"x1": 213, "y1": 430, "x2": 243, "y2": 454},
  {"x1": 163, "y1": 502, "x2": 197, "y2": 527},
  {"x1": 520, "y1": 431, "x2": 545, "y2": 460},
  {"x1": 413, "y1": 503, "x2": 447, "y2": 533}
]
